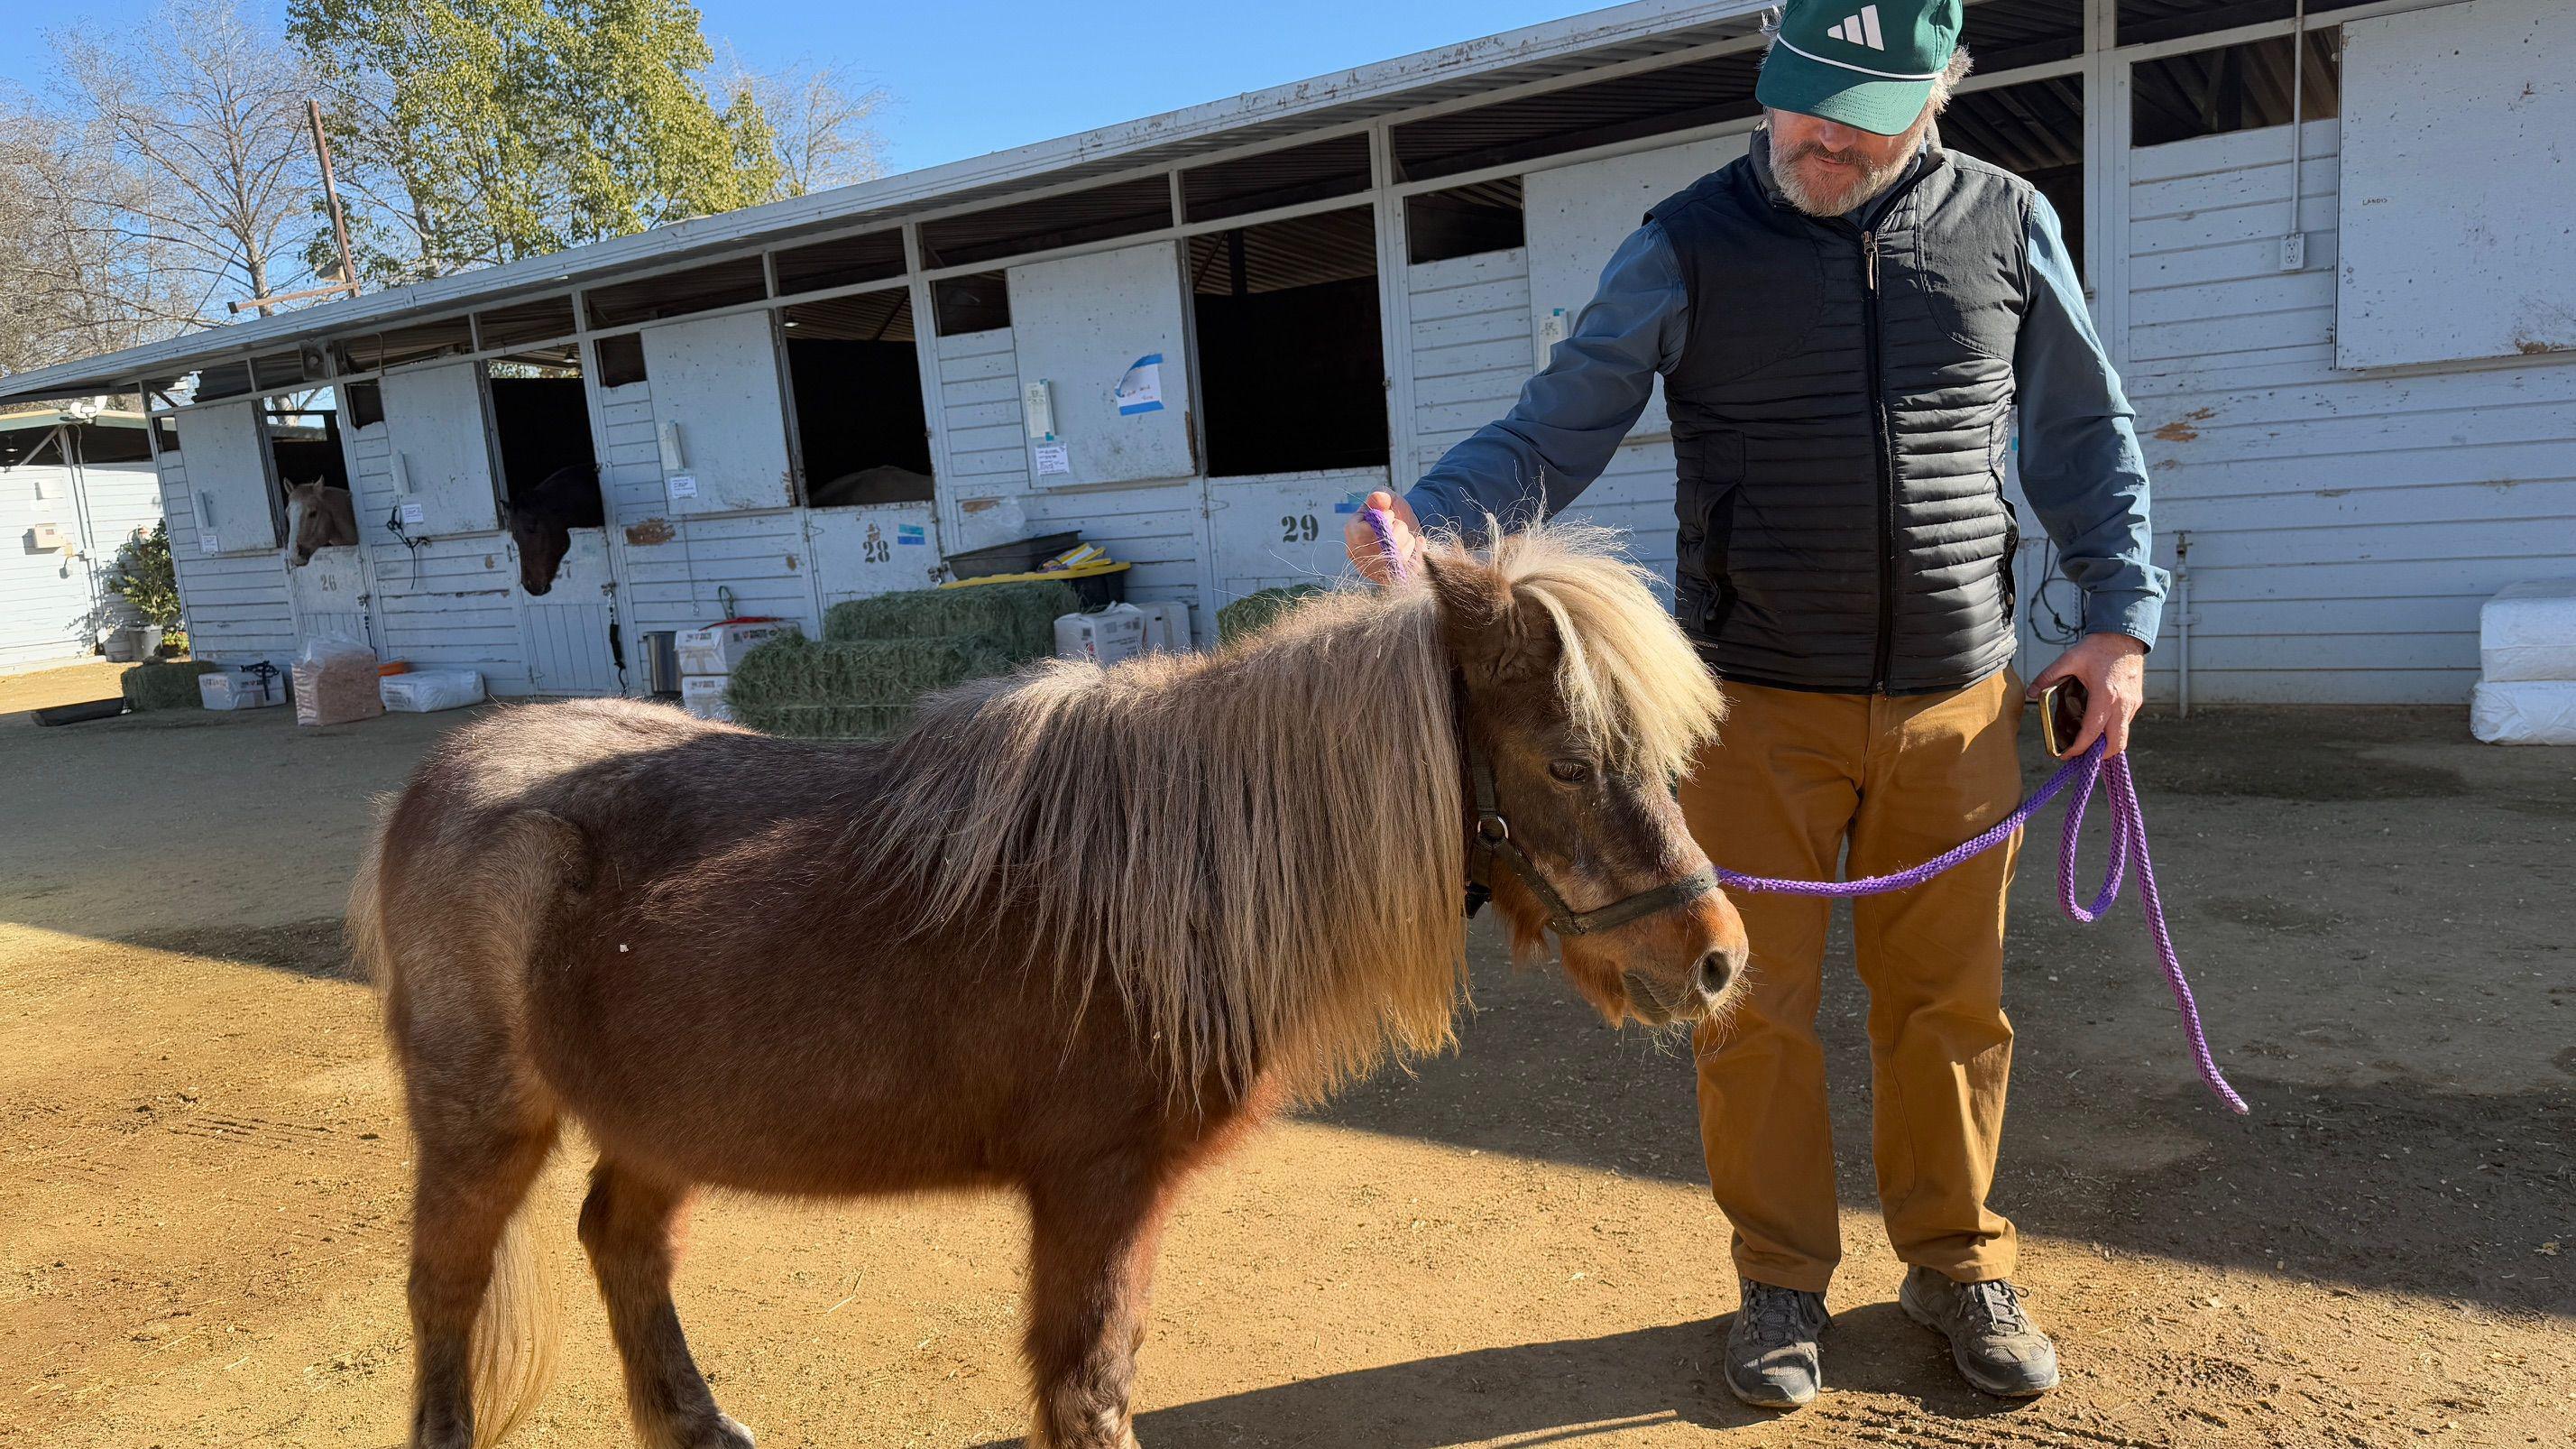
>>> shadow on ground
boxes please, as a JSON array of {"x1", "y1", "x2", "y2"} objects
[
  {"x1": 987, "y1": 1308, "x2": 2038, "y2": 1448},
  {"x1": 1313, "y1": 708, "x2": 2576, "y2": 1319}
]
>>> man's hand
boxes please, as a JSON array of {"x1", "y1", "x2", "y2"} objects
[
  {"x1": 1343, "y1": 490, "x2": 1424, "y2": 584},
  {"x1": 2029, "y1": 632, "x2": 2148, "y2": 757}
]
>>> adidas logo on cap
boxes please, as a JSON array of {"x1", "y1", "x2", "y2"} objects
[{"x1": 1826, "y1": 4, "x2": 1887, "y2": 49}]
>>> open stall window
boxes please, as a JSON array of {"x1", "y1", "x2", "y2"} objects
[
  {"x1": 1392, "y1": 46, "x2": 1763, "y2": 182},
  {"x1": 262, "y1": 392, "x2": 355, "y2": 559},
  {"x1": 595, "y1": 333, "x2": 649, "y2": 389},
  {"x1": 583, "y1": 255, "x2": 769, "y2": 330},
  {"x1": 1942, "y1": 75, "x2": 2085, "y2": 276},
  {"x1": 1182, "y1": 134, "x2": 1373, "y2": 224},
  {"x1": 775, "y1": 228, "x2": 907, "y2": 295},
  {"x1": 1406, "y1": 179, "x2": 1526, "y2": 265},
  {"x1": 2133, "y1": 29, "x2": 2339, "y2": 147},
  {"x1": 919, "y1": 175, "x2": 1173, "y2": 270},
  {"x1": 151, "y1": 415, "x2": 179, "y2": 455},
  {"x1": 343, "y1": 379, "x2": 385, "y2": 429},
  {"x1": 1189, "y1": 207, "x2": 1389, "y2": 476},
  {"x1": 485, "y1": 355, "x2": 603, "y2": 587},
  {"x1": 933, "y1": 272, "x2": 1011, "y2": 336},
  {"x1": 781, "y1": 291, "x2": 933, "y2": 508}
]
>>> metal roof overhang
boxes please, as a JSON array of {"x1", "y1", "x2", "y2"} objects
[{"x1": 0, "y1": 0, "x2": 1769, "y2": 410}]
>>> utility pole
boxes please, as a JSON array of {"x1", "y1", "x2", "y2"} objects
[{"x1": 227, "y1": 98, "x2": 364, "y2": 315}]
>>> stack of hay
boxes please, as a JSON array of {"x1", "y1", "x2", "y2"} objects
[
  {"x1": 1217, "y1": 586, "x2": 1326, "y2": 647},
  {"x1": 726, "y1": 579, "x2": 1080, "y2": 741}
]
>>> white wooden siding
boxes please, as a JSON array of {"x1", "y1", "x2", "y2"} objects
[
  {"x1": 602, "y1": 372, "x2": 821, "y2": 647},
  {"x1": 2127, "y1": 119, "x2": 2576, "y2": 705},
  {"x1": 152, "y1": 446, "x2": 297, "y2": 667},
  {"x1": 1404, "y1": 244, "x2": 1680, "y2": 594},
  {"x1": 0, "y1": 455, "x2": 164, "y2": 669},
  {"x1": 346, "y1": 420, "x2": 529, "y2": 689}
]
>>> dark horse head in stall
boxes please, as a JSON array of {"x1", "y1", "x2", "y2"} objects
[{"x1": 502, "y1": 463, "x2": 607, "y2": 595}]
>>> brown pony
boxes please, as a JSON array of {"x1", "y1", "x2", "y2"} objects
[{"x1": 354, "y1": 522, "x2": 1746, "y2": 1449}]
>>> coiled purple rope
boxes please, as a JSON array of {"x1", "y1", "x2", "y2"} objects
[{"x1": 1362, "y1": 505, "x2": 2247, "y2": 1115}]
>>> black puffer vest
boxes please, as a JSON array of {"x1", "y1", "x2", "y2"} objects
[{"x1": 1651, "y1": 136, "x2": 2033, "y2": 695}]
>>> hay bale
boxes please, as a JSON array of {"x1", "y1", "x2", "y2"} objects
[
  {"x1": 731, "y1": 701, "x2": 921, "y2": 742},
  {"x1": 1217, "y1": 586, "x2": 1328, "y2": 647},
  {"x1": 728, "y1": 634, "x2": 1019, "y2": 711},
  {"x1": 120, "y1": 660, "x2": 221, "y2": 712},
  {"x1": 823, "y1": 579, "x2": 1079, "y2": 657}
]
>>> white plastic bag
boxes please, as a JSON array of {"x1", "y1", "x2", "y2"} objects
[
  {"x1": 381, "y1": 670, "x2": 486, "y2": 713},
  {"x1": 2470, "y1": 681, "x2": 2576, "y2": 745},
  {"x1": 293, "y1": 633, "x2": 382, "y2": 726},
  {"x1": 2479, "y1": 579, "x2": 2576, "y2": 683}
]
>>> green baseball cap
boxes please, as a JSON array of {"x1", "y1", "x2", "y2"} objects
[{"x1": 1756, "y1": 0, "x2": 1964, "y2": 137}]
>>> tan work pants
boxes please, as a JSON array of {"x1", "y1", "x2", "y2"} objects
[{"x1": 1682, "y1": 670, "x2": 2026, "y2": 1292}]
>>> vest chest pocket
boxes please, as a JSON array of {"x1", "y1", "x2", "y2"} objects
[{"x1": 1907, "y1": 223, "x2": 2025, "y2": 363}]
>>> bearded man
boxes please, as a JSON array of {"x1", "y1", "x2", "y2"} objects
[{"x1": 1348, "y1": 0, "x2": 2167, "y2": 1408}]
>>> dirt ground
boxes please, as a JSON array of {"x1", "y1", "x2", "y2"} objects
[
  {"x1": 0, "y1": 660, "x2": 135, "y2": 717},
  {"x1": 1, "y1": 698, "x2": 2569, "y2": 1448}
]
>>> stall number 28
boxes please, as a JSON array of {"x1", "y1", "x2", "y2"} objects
[{"x1": 1279, "y1": 513, "x2": 1320, "y2": 544}]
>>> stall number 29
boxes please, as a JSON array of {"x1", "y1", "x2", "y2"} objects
[{"x1": 1279, "y1": 513, "x2": 1320, "y2": 544}]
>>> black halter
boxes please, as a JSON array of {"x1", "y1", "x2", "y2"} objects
[{"x1": 1458, "y1": 715, "x2": 1722, "y2": 937}]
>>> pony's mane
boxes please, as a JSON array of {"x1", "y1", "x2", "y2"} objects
[{"x1": 851, "y1": 521, "x2": 1724, "y2": 1101}]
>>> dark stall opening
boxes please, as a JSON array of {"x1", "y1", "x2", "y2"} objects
[
  {"x1": 1190, "y1": 207, "x2": 1390, "y2": 477},
  {"x1": 264, "y1": 397, "x2": 352, "y2": 556},
  {"x1": 488, "y1": 370, "x2": 600, "y2": 521},
  {"x1": 782, "y1": 291, "x2": 934, "y2": 508}
]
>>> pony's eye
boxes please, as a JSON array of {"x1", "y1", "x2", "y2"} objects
[{"x1": 1548, "y1": 758, "x2": 1593, "y2": 785}]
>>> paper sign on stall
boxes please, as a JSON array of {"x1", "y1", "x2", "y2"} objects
[
  {"x1": 667, "y1": 473, "x2": 699, "y2": 501},
  {"x1": 1034, "y1": 443, "x2": 1072, "y2": 476},
  {"x1": 1115, "y1": 354, "x2": 1164, "y2": 415}
]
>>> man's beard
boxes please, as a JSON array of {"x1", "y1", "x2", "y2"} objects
[{"x1": 1770, "y1": 125, "x2": 1927, "y2": 217}]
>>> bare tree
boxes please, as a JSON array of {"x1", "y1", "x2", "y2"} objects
[
  {"x1": 720, "y1": 51, "x2": 888, "y2": 198},
  {"x1": 0, "y1": 93, "x2": 198, "y2": 377},
  {"x1": 51, "y1": 0, "x2": 322, "y2": 321}
]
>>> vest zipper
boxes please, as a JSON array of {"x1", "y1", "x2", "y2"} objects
[{"x1": 1863, "y1": 227, "x2": 1897, "y2": 693}]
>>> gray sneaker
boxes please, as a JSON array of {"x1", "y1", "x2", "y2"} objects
[
  {"x1": 1724, "y1": 1278, "x2": 1829, "y2": 1409},
  {"x1": 1898, "y1": 1266, "x2": 2060, "y2": 1398}
]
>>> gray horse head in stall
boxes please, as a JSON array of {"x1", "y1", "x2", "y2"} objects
[{"x1": 284, "y1": 480, "x2": 357, "y2": 566}]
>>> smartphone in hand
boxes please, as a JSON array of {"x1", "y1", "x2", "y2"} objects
[{"x1": 2038, "y1": 678, "x2": 2089, "y2": 758}]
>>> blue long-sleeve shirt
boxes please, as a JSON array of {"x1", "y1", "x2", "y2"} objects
[{"x1": 1409, "y1": 169, "x2": 2167, "y2": 648}]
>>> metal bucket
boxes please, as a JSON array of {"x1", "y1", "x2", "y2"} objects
[{"x1": 642, "y1": 630, "x2": 682, "y2": 698}]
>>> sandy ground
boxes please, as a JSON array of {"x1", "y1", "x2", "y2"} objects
[
  {"x1": 0, "y1": 700, "x2": 2569, "y2": 1448},
  {"x1": 0, "y1": 660, "x2": 135, "y2": 717}
]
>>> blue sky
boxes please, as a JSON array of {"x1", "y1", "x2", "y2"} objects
[{"x1": 5, "y1": 1, "x2": 1598, "y2": 174}]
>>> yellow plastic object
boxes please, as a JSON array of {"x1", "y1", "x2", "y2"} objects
[{"x1": 939, "y1": 560, "x2": 1130, "y2": 590}]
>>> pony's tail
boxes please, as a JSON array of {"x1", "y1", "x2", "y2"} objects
[
  {"x1": 346, "y1": 794, "x2": 395, "y2": 992},
  {"x1": 467, "y1": 1211, "x2": 563, "y2": 1449}
]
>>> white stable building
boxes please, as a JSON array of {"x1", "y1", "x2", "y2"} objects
[
  {"x1": 0, "y1": 0, "x2": 2566, "y2": 703},
  {"x1": 0, "y1": 410, "x2": 165, "y2": 670}
]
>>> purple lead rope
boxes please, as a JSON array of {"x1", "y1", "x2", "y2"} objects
[{"x1": 1362, "y1": 505, "x2": 2247, "y2": 1116}]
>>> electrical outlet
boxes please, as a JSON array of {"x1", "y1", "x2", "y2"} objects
[{"x1": 2278, "y1": 233, "x2": 2306, "y2": 272}]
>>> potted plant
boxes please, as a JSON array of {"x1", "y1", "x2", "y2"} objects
[{"x1": 102, "y1": 522, "x2": 186, "y2": 660}]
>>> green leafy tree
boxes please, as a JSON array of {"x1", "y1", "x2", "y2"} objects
[{"x1": 289, "y1": 0, "x2": 790, "y2": 281}]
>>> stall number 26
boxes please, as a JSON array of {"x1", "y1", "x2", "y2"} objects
[{"x1": 1279, "y1": 513, "x2": 1320, "y2": 544}]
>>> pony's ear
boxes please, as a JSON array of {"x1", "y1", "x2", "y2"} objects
[{"x1": 1423, "y1": 550, "x2": 1559, "y2": 687}]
